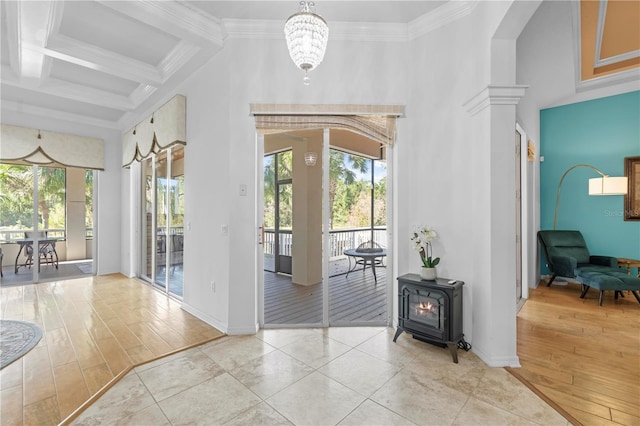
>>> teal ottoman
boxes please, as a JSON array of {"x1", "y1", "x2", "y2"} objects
[{"x1": 575, "y1": 266, "x2": 640, "y2": 306}]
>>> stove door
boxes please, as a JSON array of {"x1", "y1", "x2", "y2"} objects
[{"x1": 403, "y1": 287, "x2": 448, "y2": 341}]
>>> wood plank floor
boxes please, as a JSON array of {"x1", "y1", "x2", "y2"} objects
[
  {"x1": 514, "y1": 281, "x2": 640, "y2": 426},
  {"x1": 264, "y1": 267, "x2": 387, "y2": 325},
  {"x1": 0, "y1": 274, "x2": 224, "y2": 426}
]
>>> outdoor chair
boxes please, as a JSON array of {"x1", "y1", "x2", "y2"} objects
[
  {"x1": 169, "y1": 234, "x2": 184, "y2": 274},
  {"x1": 24, "y1": 231, "x2": 57, "y2": 269}
]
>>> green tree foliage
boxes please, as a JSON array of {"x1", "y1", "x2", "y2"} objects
[
  {"x1": 0, "y1": 164, "x2": 34, "y2": 229},
  {"x1": 262, "y1": 149, "x2": 386, "y2": 231},
  {"x1": 263, "y1": 151, "x2": 293, "y2": 229},
  {"x1": 0, "y1": 164, "x2": 66, "y2": 231},
  {"x1": 329, "y1": 150, "x2": 369, "y2": 228},
  {"x1": 38, "y1": 166, "x2": 66, "y2": 230},
  {"x1": 86, "y1": 170, "x2": 93, "y2": 229},
  {"x1": 374, "y1": 177, "x2": 386, "y2": 226},
  {"x1": 264, "y1": 155, "x2": 276, "y2": 228}
]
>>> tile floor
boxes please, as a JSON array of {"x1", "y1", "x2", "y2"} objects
[{"x1": 72, "y1": 327, "x2": 568, "y2": 426}]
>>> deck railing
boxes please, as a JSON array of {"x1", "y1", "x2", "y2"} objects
[
  {"x1": 263, "y1": 227, "x2": 387, "y2": 258},
  {"x1": 156, "y1": 226, "x2": 184, "y2": 235},
  {"x1": 0, "y1": 228, "x2": 93, "y2": 243}
]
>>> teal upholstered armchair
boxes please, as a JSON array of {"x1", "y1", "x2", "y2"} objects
[{"x1": 537, "y1": 230, "x2": 617, "y2": 286}]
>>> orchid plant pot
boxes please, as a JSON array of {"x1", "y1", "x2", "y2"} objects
[{"x1": 420, "y1": 266, "x2": 437, "y2": 280}]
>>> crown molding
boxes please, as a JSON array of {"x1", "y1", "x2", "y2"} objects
[
  {"x1": 541, "y1": 79, "x2": 640, "y2": 110},
  {"x1": 158, "y1": 41, "x2": 202, "y2": 81},
  {"x1": 223, "y1": 19, "x2": 408, "y2": 42},
  {"x1": 331, "y1": 22, "x2": 407, "y2": 42},
  {"x1": 129, "y1": 85, "x2": 158, "y2": 107},
  {"x1": 224, "y1": 2, "x2": 476, "y2": 43},
  {"x1": 97, "y1": 0, "x2": 224, "y2": 46},
  {"x1": 222, "y1": 19, "x2": 282, "y2": 40},
  {"x1": 408, "y1": 1, "x2": 477, "y2": 40},
  {"x1": 575, "y1": 68, "x2": 640, "y2": 93},
  {"x1": 1, "y1": 100, "x2": 120, "y2": 130}
]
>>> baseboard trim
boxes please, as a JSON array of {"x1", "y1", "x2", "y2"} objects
[
  {"x1": 473, "y1": 346, "x2": 521, "y2": 367},
  {"x1": 181, "y1": 301, "x2": 228, "y2": 333}
]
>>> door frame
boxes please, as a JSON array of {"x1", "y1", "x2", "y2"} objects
[
  {"x1": 256, "y1": 128, "x2": 395, "y2": 328},
  {"x1": 516, "y1": 122, "x2": 530, "y2": 301}
]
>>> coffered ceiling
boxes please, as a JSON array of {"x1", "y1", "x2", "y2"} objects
[
  {"x1": 1, "y1": 1, "x2": 637, "y2": 133},
  {"x1": 0, "y1": 1, "x2": 445, "y2": 131}
]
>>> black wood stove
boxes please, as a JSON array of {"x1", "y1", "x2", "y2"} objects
[{"x1": 393, "y1": 273, "x2": 469, "y2": 363}]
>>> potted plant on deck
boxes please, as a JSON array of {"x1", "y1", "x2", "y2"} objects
[{"x1": 411, "y1": 226, "x2": 440, "y2": 280}]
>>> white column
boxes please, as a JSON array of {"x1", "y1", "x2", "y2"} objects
[
  {"x1": 66, "y1": 168, "x2": 87, "y2": 260},
  {"x1": 464, "y1": 85, "x2": 527, "y2": 367}
]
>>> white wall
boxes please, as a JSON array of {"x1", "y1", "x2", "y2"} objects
[
  {"x1": 118, "y1": 1, "x2": 545, "y2": 366},
  {"x1": 0, "y1": 110, "x2": 122, "y2": 276},
  {"x1": 96, "y1": 130, "x2": 122, "y2": 275},
  {"x1": 172, "y1": 47, "x2": 233, "y2": 332},
  {"x1": 171, "y1": 37, "x2": 409, "y2": 333},
  {"x1": 402, "y1": 7, "x2": 480, "y2": 346},
  {"x1": 150, "y1": 3, "x2": 515, "y2": 366},
  {"x1": 401, "y1": 1, "x2": 532, "y2": 366}
]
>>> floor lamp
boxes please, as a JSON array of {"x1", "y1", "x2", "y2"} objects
[{"x1": 553, "y1": 164, "x2": 628, "y2": 230}]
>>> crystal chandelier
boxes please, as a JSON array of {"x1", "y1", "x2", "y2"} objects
[{"x1": 284, "y1": 1, "x2": 329, "y2": 85}]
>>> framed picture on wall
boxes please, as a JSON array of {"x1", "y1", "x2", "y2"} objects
[{"x1": 624, "y1": 156, "x2": 640, "y2": 221}]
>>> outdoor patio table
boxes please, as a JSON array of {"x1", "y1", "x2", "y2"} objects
[{"x1": 343, "y1": 248, "x2": 387, "y2": 284}]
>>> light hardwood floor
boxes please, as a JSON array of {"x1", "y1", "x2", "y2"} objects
[
  {"x1": 512, "y1": 281, "x2": 639, "y2": 426},
  {"x1": 0, "y1": 274, "x2": 224, "y2": 426}
]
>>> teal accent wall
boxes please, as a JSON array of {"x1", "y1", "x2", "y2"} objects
[{"x1": 540, "y1": 91, "x2": 640, "y2": 271}]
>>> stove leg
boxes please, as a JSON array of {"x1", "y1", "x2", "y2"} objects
[
  {"x1": 446, "y1": 342, "x2": 458, "y2": 363},
  {"x1": 392, "y1": 328, "x2": 403, "y2": 342}
]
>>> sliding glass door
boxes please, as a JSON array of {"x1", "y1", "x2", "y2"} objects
[
  {"x1": 0, "y1": 164, "x2": 95, "y2": 285},
  {"x1": 261, "y1": 130, "x2": 390, "y2": 327},
  {"x1": 140, "y1": 146, "x2": 184, "y2": 297},
  {"x1": 328, "y1": 149, "x2": 388, "y2": 325}
]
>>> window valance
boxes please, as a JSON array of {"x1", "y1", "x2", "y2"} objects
[
  {"x1": 122, "y1": 95, "x2": 186, "y2": 167},
  {"x1": 0, "y1": 124, "x2": 104, "y2": 170},
  {"x1": 250, "y1": 104, "x2": 404, "y2": 147}
]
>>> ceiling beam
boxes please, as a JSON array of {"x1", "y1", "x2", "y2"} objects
[
  {"x1": 3, "y1": 1, "x2": 21, "y2": 77},
  {"x1": 18, "y1": 0, "x2": 59, "y2": 82},
  {"x1": 1, "y1": 99, "x2": 120, "y2": 129},
  {"x1": 1, "y1": 68, "x2": 135, "y2": 110},
  {"x1": 46, "y1": 35, "x2": 163, "y2": 86}
]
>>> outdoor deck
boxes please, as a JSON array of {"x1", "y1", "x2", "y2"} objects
[
  {"x1": 264, "y1": 264, "x2": 388, "y2": 325},
  {"x1": 0, "y1": 260, "x2": 93, "y2": 286}
]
